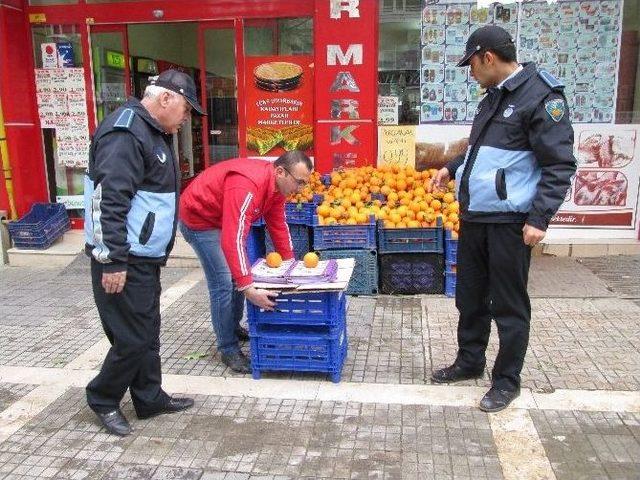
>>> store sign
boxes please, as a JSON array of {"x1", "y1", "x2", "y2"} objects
[
  {"x1": 56, "y1": 195, "x2": 84, "y2": 210},
  {"x1": 378, "y1": 126, "x2": 415, "y2": 168},
  {"x1": 314, "y1": 0, "x2": 376, "y2": 172},
  {"x1": 244, "y1": 55, "x2": 314, "y2": 157},
  {"x1": 105, "y1": 50, "x2": 125, "y2": 70}
]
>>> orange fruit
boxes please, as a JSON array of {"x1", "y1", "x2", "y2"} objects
[
  {"x1": 303, "y1": 252, "x2": 319, "y2": 269},
  {"x1": 266, "y1": 252, "x2": 283, "y2": 268},
  {"x1": 443, "y1": 192, "x2": 455, "y2": 204}
]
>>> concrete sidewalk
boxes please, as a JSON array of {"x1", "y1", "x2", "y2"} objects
[{"x1": 0, "y1": 255, "x2": 638, "y2": 479}]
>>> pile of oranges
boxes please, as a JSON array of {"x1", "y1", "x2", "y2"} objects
[
  {"x1": 288, "y1": 165, "x2": 460, "y2": 233},
  {"x1": 287, "y1": 171, "x2": 326, "y2": 203}
]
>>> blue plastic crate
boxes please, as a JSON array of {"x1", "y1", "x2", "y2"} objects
[
  {"x1": 312, "y1": 215, "x2": 376, "y2": 250},
  {"x1": 445, "y1": 230, "x2": 458, "y2": 263},
  {"x1": 445, "y1": 259, "x2": 457, "y2": 273},
  {"x1": 319, "y1": 249, "x2": 378, "y2": 295},
  {"x1": 250, "y1": 323, "x2": 348, "y2": 383},
  {"x1": 377, "y1": 219, "x2": 443, "y2": 254},
  {"x1": 265, "y1": 224, "x2": 310, "y2": 259},
  {"x1": 285, "y1": 201, "x2": 318, "y2": 225},
  {"x1": 8, "y1": 203, "x2": 70, "y2": 250},
  {"x1": 247, "y1": 290, "x2": 346, "y2": 329},
  {"x1": 246, "y1": 226, "x2": 265, "y2": 265},
  {"x1": 445, "y1": 270, "x2": 457, "y2": 298}
]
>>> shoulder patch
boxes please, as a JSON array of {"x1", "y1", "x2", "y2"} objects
[
  {"x1": 538, "y1": 70, "x2": 564, "y2": 90},
  {"x1": 545, "y1": 99, "x2": 565, "y2": 122},
  {"x1": 113, "y1": 108, "x2": 135, "y2": 129}
]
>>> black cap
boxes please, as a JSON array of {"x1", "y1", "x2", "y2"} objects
[
  {"x1": 150, "y1": 69, "x2": 206, "y2": 115},
  {"x1": 457, "y1": 25, "x2": 515, "y2": 67}
]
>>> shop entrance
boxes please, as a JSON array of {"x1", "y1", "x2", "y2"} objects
[{"x1": 91, "y1": 21, "x2": 238, "y2": 188}]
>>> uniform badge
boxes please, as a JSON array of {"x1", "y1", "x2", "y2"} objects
[
  {"x1": 545, "y1": 99, "x2": 565, "y2": 122},
  {"x1": 503, "y1": 105, "x2": 514, "y2": 118},
  {"x1": 153, "y1": 146, "x2": 167, "y2": 164}
]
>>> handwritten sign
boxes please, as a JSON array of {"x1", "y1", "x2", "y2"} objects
[{"x1": 378, "y1": 126, "x2": 416, "y2": 168}]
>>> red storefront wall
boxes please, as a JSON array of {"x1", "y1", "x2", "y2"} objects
[
  {"x1": 0, "y1": 0, "x2": 48, "y2": 218},
  {"x1": 0, "y1": 0, "x2": 378, "y2": 217}
]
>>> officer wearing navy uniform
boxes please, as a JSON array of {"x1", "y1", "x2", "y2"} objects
[
  {"x1": 84, "y1": 70, "x2": 205, "y2": 435},
  {"x1": 431, "y1": 26, "x2": 577, "y2": 412}
]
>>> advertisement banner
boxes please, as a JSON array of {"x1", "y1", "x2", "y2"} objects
[
  {"x1": 551, "y1": 124, "x2": 640, "y2": 231},
  {"x1": 244, "y1": 55, "x2": 314, "y2": 157}
]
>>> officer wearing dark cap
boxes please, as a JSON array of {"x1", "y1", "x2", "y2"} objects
[
  {"x1": 83, "y1": 70, "x2": 204, "y2": 435},
  {"x1": 431, "y1": 26, "x2": 576, "y2": 412}
]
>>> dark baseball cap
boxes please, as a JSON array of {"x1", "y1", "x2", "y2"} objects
[
  {"x1": 457, "y1": 25, "x2": 515, "y2": 67},
  {"x1": 150, "y1": 69, "x2": 206, "y2": 115}
]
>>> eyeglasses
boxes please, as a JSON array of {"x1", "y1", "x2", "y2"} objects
[{"x1": 281, "y1": 165, "x2": 308, "y2": 187}]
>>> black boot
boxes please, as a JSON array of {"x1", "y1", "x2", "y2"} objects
[
  {"x1": 479, "y1": 387, "x2": 520, "y2": 413},
  {"x1": 221, "y1": 351, "x2": 252, "y2": 374},
  {"x1": 94, "y1": 409, "x2": 132, "y2": 436},
  {"x1": 431, "y1": 364, "x2": 484, "y2": 383}
]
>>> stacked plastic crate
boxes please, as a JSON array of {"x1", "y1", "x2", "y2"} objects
[
  {"x1": 444, "y1": 231, "x2": 458, "y2": 297},
  {"x1": 377, "y1": 219, "x2": 445, "y2": 294},
  {"x1": 246, "y1": 289, "x2": 348, "y2": 383},
  {"x1": 8, "y1": 203, "x2": 70, "y2": 249},
  {"x1": 313, "y1": 214, "x2": 378, "y2": 295},
  {"x1": 264, "y1": 196, "x2": 320, "y2": 260}
]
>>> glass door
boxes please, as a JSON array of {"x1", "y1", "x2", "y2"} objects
[
  {"x1": 198, "y1": 21, "x2": 239, "y2": 166},
  {"x1": 90, "y1": 25, "x2": 130, "y2": 123}
]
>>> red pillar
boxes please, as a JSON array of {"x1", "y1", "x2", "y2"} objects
[
  {"x1": 314, "y1": 0, "x2": 378, "y2": 173},
  {"x1": 0, "y1": 0, "x2": 48, "y2": 217}
]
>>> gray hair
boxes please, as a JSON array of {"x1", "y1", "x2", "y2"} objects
[{"x1": 143, "y1": 84, "x2": 177, "y2": 99}]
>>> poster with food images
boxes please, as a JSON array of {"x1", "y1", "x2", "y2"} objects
[
  {"x1": 550, "y1": 124, "x2": 640, "y2": 231},
  {"x1": 244, "y1": 56, "x2": 314, "y2": 157},
  {"x1": 518, "y1": 0, "x2": 622, "y2": 124},
  {"x1": 420, "y1": 2, "x2": 516, "y2": 124}
]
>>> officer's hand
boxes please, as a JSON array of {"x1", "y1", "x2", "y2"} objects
[
  {"x1": 431, "y1": 167, "x2": 450, "y2": 192},
  {"x1": 102, "y1": 271, "x2": 127, "y2": 294},
  {"x1": 522, "y1": 224, "x2": 546, "y2": 247},
  {"x1": 244, "y1": 286, "x2": 279, "y2": 310}
]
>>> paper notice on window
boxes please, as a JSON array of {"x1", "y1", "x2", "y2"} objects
[{"x1": 378, "y1": 96, "x2": 399, "y2": 125}]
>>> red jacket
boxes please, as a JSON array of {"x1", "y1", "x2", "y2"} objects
[{"x1": 180, "y1": 158, "x2": 293, "y2": 289}]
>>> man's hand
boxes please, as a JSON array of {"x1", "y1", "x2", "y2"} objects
[
  {"x1": 431, "y1": 167, "x2": 450, "y2": 192},
  {"x1": 102, "y1": 271, "x2": 127, "y2": 294},
  {"x1": 522, "y1": 224, "x2": 546, "y2": 247},
  {"x1": 244, "y1": 287, "x2": 279, "y2": 310}
]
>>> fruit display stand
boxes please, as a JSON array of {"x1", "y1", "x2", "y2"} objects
[{"x1": 247, "y1": 258, "x2": 355, "y2": 382}]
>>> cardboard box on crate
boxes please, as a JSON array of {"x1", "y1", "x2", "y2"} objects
[
  {"x1": 377, "y1": 220, "x2": 445, "y2": 294},
  {"x1": 247, "y1": 258, "x2": 355, "y2": 383}
]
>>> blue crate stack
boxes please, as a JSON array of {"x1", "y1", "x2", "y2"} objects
[
  {"x1": 8, "y1": 203, "x2": 70, "y2": 249},
  {"x1": 312, "y1": 213, "x2": 378, "y2": 295},
  {"x1": 246, "y1": 291, "x2": 348, "y2": 383},
  {"x1": 377, "y1": 219, "x2": 445, "y2": 294},
  {"x1": 444, "y1": 230, "x2": 458, "y2": 298}
]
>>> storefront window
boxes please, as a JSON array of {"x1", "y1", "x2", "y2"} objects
[
  {"x1": 244, "y1": 18, "x2": 313, "y2": 56},
  {"x1": 32, "y1": 25, "x2": 88, "y2": 212},
  {"x1": 378, "y1": 0, "x2": 638, "y2": 126}
]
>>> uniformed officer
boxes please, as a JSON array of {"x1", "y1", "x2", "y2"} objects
[
  {"x1": 84, "y1": 70, "x2": 205, "y2": 435},
  {"x1": 431, "y1": 26, "x2": 577, "y2": 412}
]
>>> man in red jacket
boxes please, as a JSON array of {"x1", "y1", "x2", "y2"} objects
[{"x1": 179, "y1": 151, "x2": 313, "y2": 372}]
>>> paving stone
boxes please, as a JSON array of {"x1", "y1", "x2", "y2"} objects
[
  {"x1": 578, "y1": 256, "x2": 640, "y2": 299},
  {"x1": 530, "y1": 410, "x2": 640, "y2": 480},
  {"x1": 0, "y1": 383, "x2": 38, "y2": 412},
  {"x1": 0, "y1": 387, "x2": 503, "y2": 480}
]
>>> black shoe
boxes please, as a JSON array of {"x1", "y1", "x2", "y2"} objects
[
  {"x1": 94, "y1": 409, "x2": 132, "y2": 436},
  {"x1": 221, "y1": 351, "x2": 252, "y2": 374},
  {"x1": 479, "y1": 387, "x2": 520, "y2": 413},
  {"x1": 235, "y1": 326, "x2": 250, "y2": 341},
  {"x1": 137, "y1": 397, "x2": 195, "y2": 420},
  {"x1": 431, "y1": 364, "x2": 484, "y2": 384}
]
